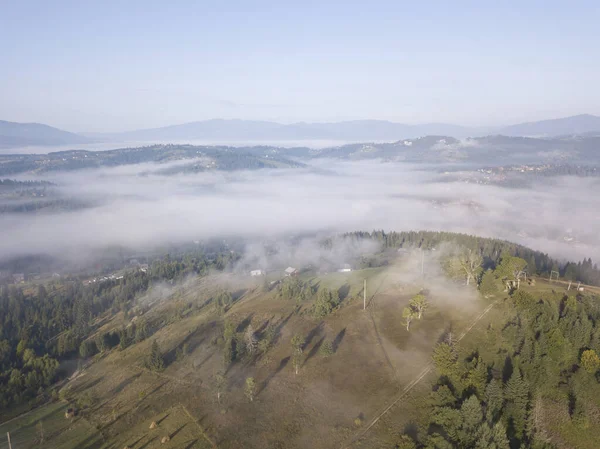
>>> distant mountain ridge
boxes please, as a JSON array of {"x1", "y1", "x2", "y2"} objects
[
  {"x1": 499, "y1": 114, "x2": 600, "y2": 137},
  {"x1": 2, "y1": 114, "x2": 600, "y2": 149},
  {"x1": 84, "y1": 114, "x2": 600, "y2": 141},
  {"x1": 0, "y1": 120, "x2": 90, "y2": 148},
  {"x1": 87, "y1": 119, "x2": 475, "y2": 141}
]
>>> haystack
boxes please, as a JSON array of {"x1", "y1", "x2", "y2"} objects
[
  {"x1": 161, "y1": 436, "x2": 170, "y2": 444},
  {"x1": 149, "y1": 421, "x2": 157, "y2": 429}
]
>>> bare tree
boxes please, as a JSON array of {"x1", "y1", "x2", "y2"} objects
[
  {"x1": 213, "y1": 371, "x2": 226, "y2": 404},
  {"x1": 496, "y1": 256, "x2": 527, "y2": 290},
  {"x1": 244, "y1": 377, "x2": 256, "y2": 402},
  {"x1": 245, "y1": 325, "x2": 257, "y2": 355},
  {"x1": 447, "y1": 249, "x2": 483, "y2": 286},
  {"x1": 409, "y1": 294, "x2": 429, "y2": 319},
  {"x1": 402, "y1": 307, "x2": 417, "y2": 331},
  {"x1": 291, "y1": 334, "x2": 304, "y2": 375}
]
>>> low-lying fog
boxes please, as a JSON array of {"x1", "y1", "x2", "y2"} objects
[{"x1": 2, "y1": 158, "x2": 599, "y2": 263}]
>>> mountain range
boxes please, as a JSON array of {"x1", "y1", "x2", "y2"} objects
[
  {"x1": 2, "y1": 114, "x2": 600, "y2": 149},
  {"x1": 0, "y1": 120, "x2": 91, "y2": 148}
]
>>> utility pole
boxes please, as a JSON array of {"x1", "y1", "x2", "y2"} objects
[
  {"x1": 363, "y1": 279, "x2": 366, "y2": 310},
  {"x1": 7, "y1": 432, "x2": 12, "y2": 449},
  {"x1": 421, "y1": 249, "x2": 424, "y2": 276}
]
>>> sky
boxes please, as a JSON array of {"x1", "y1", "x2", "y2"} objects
[{"x1": 1, "y1": 0, "x2": 599, "y2": 132}]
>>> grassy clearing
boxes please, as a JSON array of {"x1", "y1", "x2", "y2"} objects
[
  {"x1": 0, "y1": 401, "x2": 102, "y2": 449},
  {"x1": 8, "y1": 267, "x2": 570, "y2": 449}
]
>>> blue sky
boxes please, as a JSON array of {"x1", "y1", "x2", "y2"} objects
[{"x1": 1, "y1": 0, "x2": 599, "y2": 132}]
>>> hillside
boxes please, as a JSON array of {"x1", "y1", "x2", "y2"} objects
[
  {"x1": 1, "y1": 232, "x2": 600, "y2": 448},
  {"x1": 0, "y1": 120, "x2": 90, "y2": 148},
  {"x1": 0, "y1": 144, "x2": 306, "y2": 177}
]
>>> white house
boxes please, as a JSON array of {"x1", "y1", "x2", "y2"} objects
[
  {"x1": 284, "y1": 267, "x2": 298, "y2": 277},
  {"x1": 337, "y1": 264, "x2": 352, "y2": 273},
  {"x1": 250, "y1": 269, "x2": 264, "y2": 276}
]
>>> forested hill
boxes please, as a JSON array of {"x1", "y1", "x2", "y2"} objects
[
  {"x1": 0, "y1": 144, "x2": 306, "y2": 176},
  {"x1": 340, "y1": 230, "x2": 600, "y2": 286}
]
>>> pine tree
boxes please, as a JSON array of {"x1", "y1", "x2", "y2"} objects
[
  {"x1": 479, "y1": 269, "x2": 498, "y2": 298},
  {"x1": 484, "y1": 379, "x2": 504, "y2": 423},
  {"x1": 395, "y1": 434, "x2": 416, "y2": 449},
  {"x1": 147, "y1": 340, "x2": 164, "y2": 372},
  {"x1": 467, "y1": 357, "x2": 488, "y2": 398},
  {"x1": 460, "y1": 395, "x2": 483, "y2": 446},
  {"x1": 73, "y1": 296, "x2": 91, "y2": 338},
  {"x1": 504, "y1": 370, "x2": 529, "y2": 439},
  {"x1": 433, "y1": 342, "x2": 459, "y2": 378}
]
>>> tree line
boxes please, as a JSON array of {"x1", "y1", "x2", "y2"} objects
[
  {"x1": 0, "y1": 249, "x2": 238, "y2": 412},
  {"x1": 395, "y1": 288, "x2": 600, "y2": 448},
  {"x1": 341, "y1": 230, "x2": 600, "y2": 287}
]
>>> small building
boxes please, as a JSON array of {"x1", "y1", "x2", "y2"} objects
[
  {"x1": 337, "y1": 264, "x2": 352, "y2": 273},
  {"x1": 284, "y1": 267, "x2": 298, "y2": 277},
  {"x1": 12, "y1": 273, "x2": 24, "y2": 284},
  {"x1": 250, "y1": 269, "x2": 264, "y2": 277}
]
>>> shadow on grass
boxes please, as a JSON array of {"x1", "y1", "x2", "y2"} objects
[
  {"x1": 302, "y1": 336, "x2": 325, "y2": 367},
  {"x1": 272, "y1": 312, "x2": 294, "y2": 345},
  {"x1": 332, "y1": 328, "x2": 346, "y2": 353},
  {"x1": 182, "y1": 439, "x2": 199, "y2": 449},
  {"x1": 170, "y1": 422, "x2": 187, "y2": 439},
  {"x1": 259, "y1": 356, "x2": 290, "y2": 394},
  {"x1": 138, "y1": 436, "x2": 158, "y2": 449},
  {"x1": 112, "y1": 372, "x2": 141, "y2": 395},
  {"x1": 338, "y1": 283, "x2": 351, "y2": 303},
  {"x1": 304, "y1": 322, "x2": 324, "y2": 348},
  {"x1": 127, "y1": 434, "x2": 146, "y2": 448},
  {"x1": 156, "y1": 412, "x2": 170, "y2": 425}
]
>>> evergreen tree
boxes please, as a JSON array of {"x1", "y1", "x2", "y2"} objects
[
  {"x1": 479, "y1": 269, "x2": 498, "y2": 298},
  {"x1": 467, "y1": 357, "x2": 488, "y2": 398},
  {"x1": 504, "y1": 370, "x2": 529, "y2": 440},
  {"x1": 147, "y1": 340, "x2": 165, "y2": 372},
  {"x1": 432, "y1": 342, "x2": 459, "y2": 379},
  {"x1": 485, "y1": 379, "x2": 504, "y2": 423},
  {"x1": 396, "y1": 434, "x2": 416, "y2": 449},
  {"x1": 460, "y1": 395, "x2": 483, "y2": 446}
]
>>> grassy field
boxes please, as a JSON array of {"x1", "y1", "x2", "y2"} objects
[
  {"x1": 4, "y1": 266, "x2": 597, "y2": 449},
  {"x1": 0, "y1": 401, "x2": 102, "y2": 449}
]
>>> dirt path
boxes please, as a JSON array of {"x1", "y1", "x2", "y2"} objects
[
  {"x1": 365, "y1": 275, "x2": 397, "y2": 379},
  {"x1": 341, "y1": 299, "x2": 499, "y2": 449}
]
